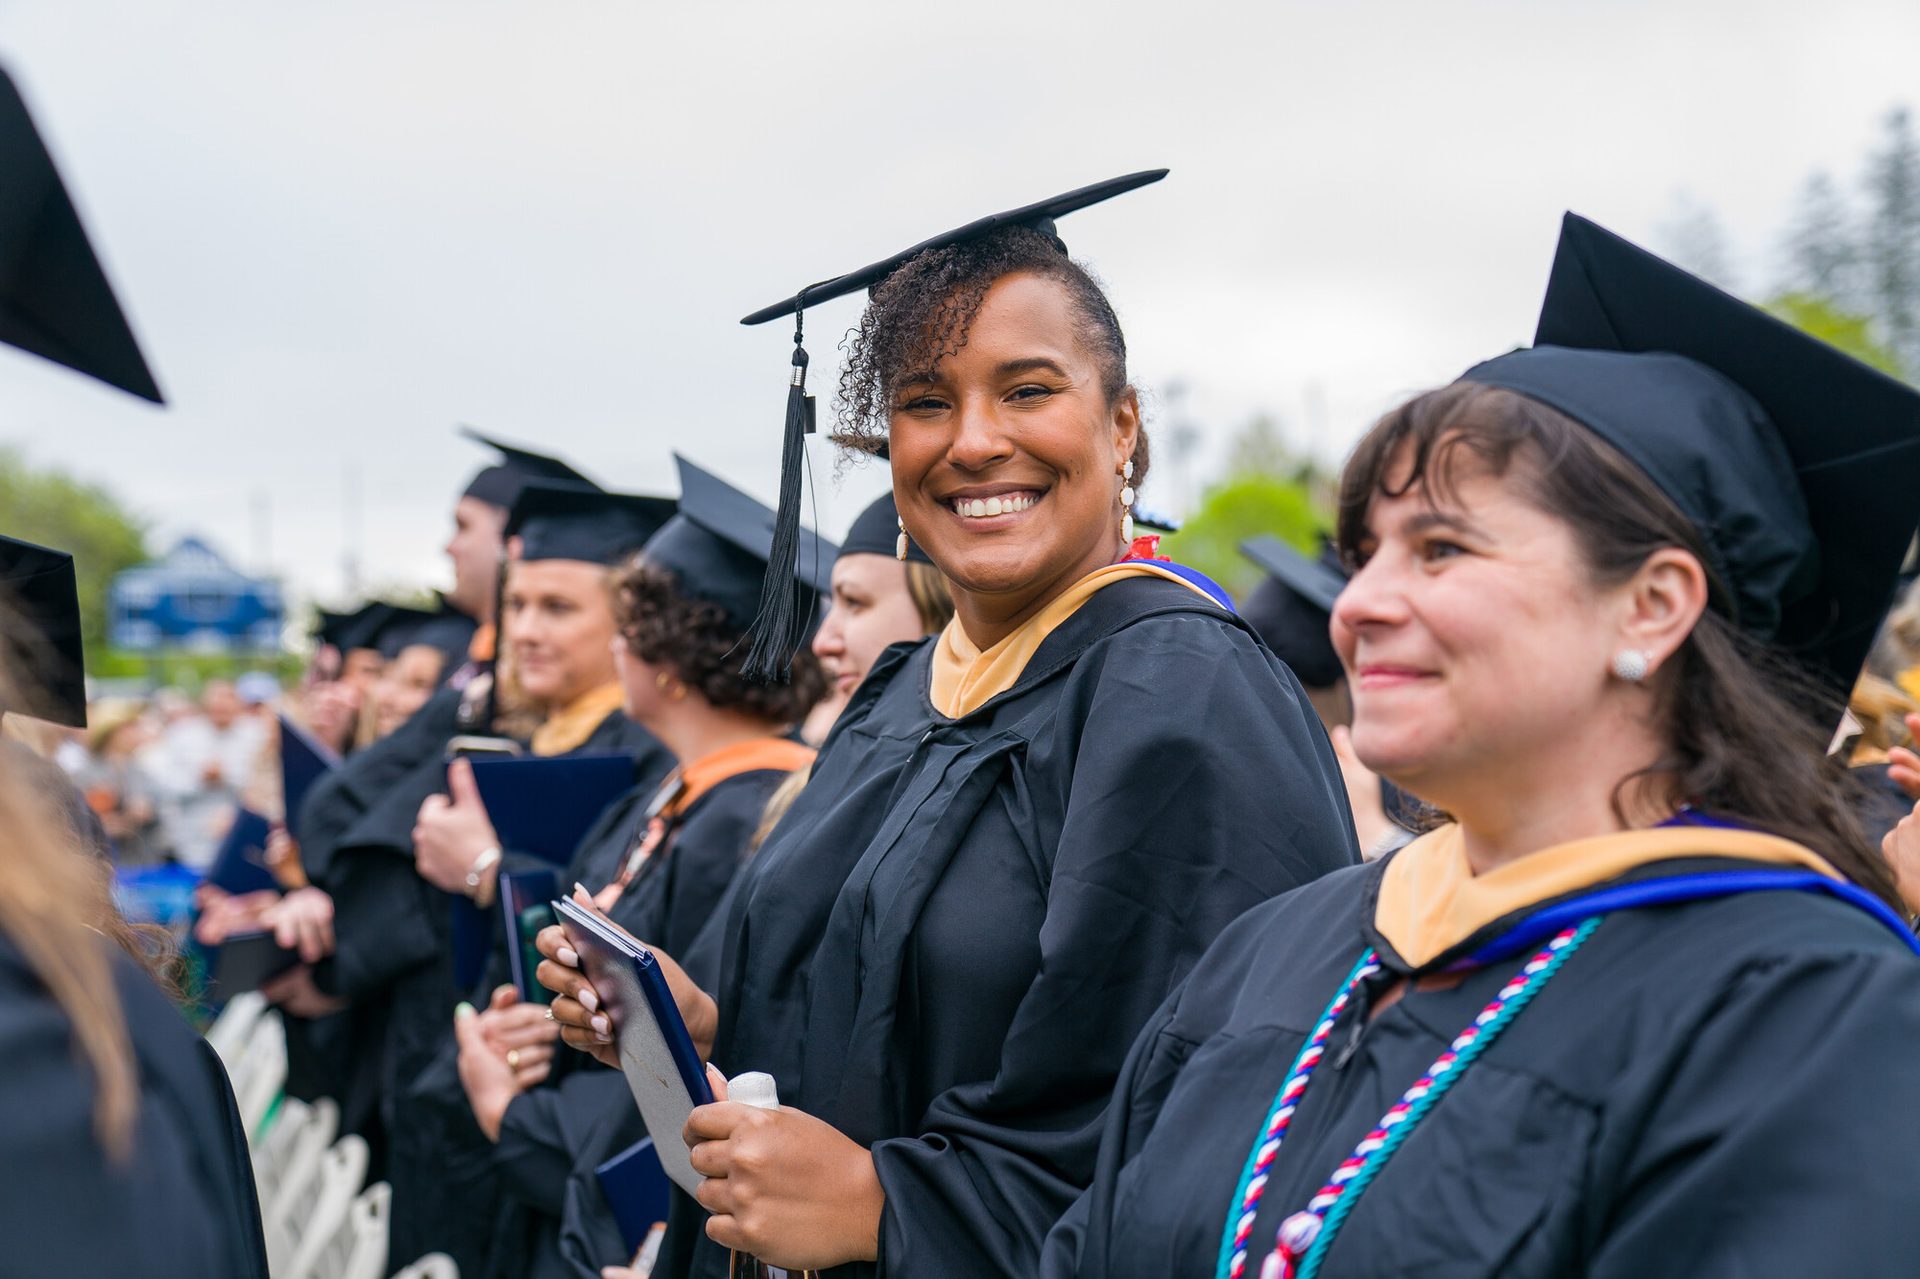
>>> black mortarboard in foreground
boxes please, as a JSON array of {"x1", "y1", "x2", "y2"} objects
[
  {"x1": 1462, "y1": 213, "x2": 1920, "y2": 713},
  {"x1": 644, "y1": 455, "x2": 836, "y2": 634},
  {"x1": 0, "y1": 533, "x2": 86, "y2": 726},
  {"x1": 735, "y1": 170, "x2": 1169, "y2": 680},
  {"x1": 838, "y1": 492, "x2": 931, "y2": 565},
  {"x1": 0, "y1": 68, "x2": 162, "y2": 403},
  {"x1": 460, "y1": 427, "x2": 600, "y2": 510},
  {"x1": 505, "y1": 481, "x2": 676, "y2": 568},
  {"x1": 1239, "y1": 536, "x2": 1347, "y2": 689}
]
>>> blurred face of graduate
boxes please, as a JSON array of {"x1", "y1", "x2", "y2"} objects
[
  {"x1": 502, "y1": 559, "x2": 618, "y2": 709},
  {"x1": 888, "y1": 272, "x2": 1138, "y2": 640},
  {"x1": 445, "y1": 497, "x2": 509, "y2": 621},
  {"x1": 812, "y1": 553, "x2": 926, "y2": 701},
  {"x1": 1331, "y1": 448, "x2": 1628, "y2": 808},
  {"x1": 372, "y1": 645, "x2": 445, "y2": 738}
]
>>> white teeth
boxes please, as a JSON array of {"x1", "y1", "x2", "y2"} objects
[{"x1": 952, "y1": 492, "x2": 1037, "y2": 518}]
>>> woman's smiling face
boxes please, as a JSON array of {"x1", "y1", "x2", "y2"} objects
[{"x1": 887, "y1": 271, "x2": 1138, "y2": 637}]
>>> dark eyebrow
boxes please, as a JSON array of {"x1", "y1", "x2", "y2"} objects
[
  {"x1": 1402, "y1": 509, "x2": 1490, "y2": 540},
  {"x1": 997, "y1": 357, "x2": 1070, "y2": 378}
]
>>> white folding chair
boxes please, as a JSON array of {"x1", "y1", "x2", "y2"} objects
[
  {"x1": 236, "y1": 1013, "x2": 288, "y2": 1141},
  {"x1": 281, "y1": 1134, "x2": 369, "y2": 1279},
  {"x1": 206, "y1": 990, "x2": 267, "y2": 1068},
  {"x1": 393, "y1": 1254, "x2": 460, "y2": 1279},
  {"x1": 331, "y1": 1182, "x2": 391, "y2": 1279},
  {"x1": 262, "y1": 1099, "x2": 339, "y2": 1273},
  {"x1": 250, "y1": 1094, "x2": 311, "y2": 1205}
]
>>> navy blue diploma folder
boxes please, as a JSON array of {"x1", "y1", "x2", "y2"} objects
[
  {"x1": 278, "y1": 715, "x2": 339, "y2": 842},
  {"x1": 208, "y1": 930, "x2": 299, "y2": 999},
  {"x1": 206, "y1": 808, "x2": 277, "y2": 897},
  {"x1": 501, "y1": 868, "x2": 559, "y2": 1004},
  {"x1": 447, "y1": 753, "x2": 635, "y2": 989},
  {"x1": 595, "y1": 1137, "x2": 671, "y2": 1256},
  {"x1": 554, "y1": 895, "x2": 714, "y2": 1194}
]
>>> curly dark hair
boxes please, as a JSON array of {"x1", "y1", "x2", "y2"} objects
[
  {"x1": 612, "y1": 557, "x2": 826, "y2": 725},
  {"x1": 1338, "y1": 381, "x2": 1901, "y2": 911},
  {"x1": 832, "y1": 224, "x2": 1150, "y2": 485}
]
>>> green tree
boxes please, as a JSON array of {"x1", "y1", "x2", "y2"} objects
[
  {"x1": 1159, "y1": 474, "x2": 1327, "y2": 599},
  {"x1": 1782, "y1": 171, "x2": 1862, "y2": 307},
  {"x1": 1765, "y1": 292, "x2": 1906, "y2": 379},
  {"x1": 0, "y1": 446, "x2": 150, "y2": 673}
]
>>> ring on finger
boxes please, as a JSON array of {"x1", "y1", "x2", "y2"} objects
[
  {"x1": 507, "y1": 1048, "x2": 521, "y2": 1070},
  {"x1": 544, "y1": 1007, "x2": 556, "y2": 1021}
]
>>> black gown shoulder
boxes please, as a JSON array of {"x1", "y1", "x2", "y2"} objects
[
  {"x1": 0, "y1": 931, "x2": 268, "y2": 1278},
  {"x1": 1045, "y1": 856, "x2": 1920, "y2": 1278}
]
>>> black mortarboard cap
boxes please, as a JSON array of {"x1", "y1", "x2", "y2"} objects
[
  {"x1": 0, "y1": 68, "x2": 162, "y2": 403},
  {"x1": 314, "y1": 602, "x2": 395, "y2": 655},
  {"x1": 460, "y1": 427, "x2": 600, "y2": 510},
  {"x1": 1462, "y1": 213, "x2": 1920, "y2": 711},
  {"x1": 370, "y1": 598, "x2": 477, "y2": 667},
  {"x1": 644, "y1": 455, "x2": 836, "y2": 634},
  {"x1": 0, "y1": 533, "x2": 87, "y2": 726},
  {"x1": 838, "y1": 492, "x2": 931, "y2": 565},
  {"x1": 1239, "y1": 536, "x2": 1347, "y2": 689},
  {"x1": 734, "y1": 170, "x2": 1168, "y2": 680},
  {"x1": 505, "y1": 481, "x2": 677, "y2": 568}
]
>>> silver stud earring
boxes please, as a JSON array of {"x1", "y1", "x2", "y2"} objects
[
  {"x1": 1611, "y1": 649, "x2": 1652, "y2": 682},
  {"x1": 896, "y1": 516, "x2": 909, "y2": 562},
  {"x1": 1119, "y1": 459, "x2": 1136, "y2": 544}
]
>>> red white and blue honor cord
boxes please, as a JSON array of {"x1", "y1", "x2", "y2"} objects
[{"x1": 1214, "y1": 917, "x2": 1603, "y2": 1279}]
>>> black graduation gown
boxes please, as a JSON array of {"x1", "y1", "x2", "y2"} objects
[
  {"x1": 1044, "y1": 855, "x2": 1920, "y2": 1279},
  {"x1": 280, "y1": 684, "x2": 471, "y2": 1160},
  {"x1": 661, "y1": 576, "x2": 1358, "y2": 1279},
  {"x1": 325, "y1": 708, "x2": 668, "y2": 1276},
  {"x1": 0, "y1": 931, "x2": 268, "y2": 1278},
  {"x1": 488, "y1": 769, "x2": 795, "y2": 1279}
]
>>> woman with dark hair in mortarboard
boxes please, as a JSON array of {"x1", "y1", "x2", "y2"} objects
[
  {"x1": 435, "y1": 458, "x2": 829, "y2": 1279},
  {"x1": 1042, "y1": 216, "x2": 1920, "y2": 1279},
  {"x1": 537, "y1": 175, "x2": 1358, "y2": 1278}
]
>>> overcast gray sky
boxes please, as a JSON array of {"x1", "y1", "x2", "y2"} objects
[{"x1": 1, "y1": 0, "x2": 1914, "y2": 609}]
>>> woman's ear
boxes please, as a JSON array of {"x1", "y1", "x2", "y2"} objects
[
  {"x1": 1111, "y1": 386, "x2": 1141, "y2": 464},
  {"x1": 1619, "y1": 547, "x2": 1710, "y2": 675}
]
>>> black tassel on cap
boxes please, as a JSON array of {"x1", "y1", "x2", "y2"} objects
[{"x1": 741, "y1": 304, "x2": 815, "y2": 682}]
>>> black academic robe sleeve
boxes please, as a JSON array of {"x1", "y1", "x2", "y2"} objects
[
  {"x1": 494, "y1": 1065, "x2": 631, "y2": 1218},
  {"x1": 868, "y1": 618, "x2": 1356, "y2": 1276},
  {"x1": 1586, "y1": 948, "x2": 1920, "y2": 1274},
  {"x1": 0, "y1": 933, "x2": 268, "y2": 1279}
]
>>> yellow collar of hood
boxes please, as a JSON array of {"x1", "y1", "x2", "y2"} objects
[
  {"x1": 1376, "y1": 823, "x2": 1842, "y2": 969},
  {"x1": 928, "y1": 561, "x2": 1216, "y2": 719},
  {"x1": 529, "y1": 681, "x2": 626, "y2": 757}
]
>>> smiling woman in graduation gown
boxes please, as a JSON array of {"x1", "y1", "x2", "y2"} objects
[
  {"x1": 1043, "y1": 216, "x2": 1920, "y2": 1279},
  {"x1": 542, "y1": 176, "x2": 1358, "y2": 1279}
]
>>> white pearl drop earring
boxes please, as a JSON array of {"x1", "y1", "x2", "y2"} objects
[
  {"x1": 1119, "y1": 459, "x2": 1136, "y2": 543},
  {"x1": 896, "y1": 516, "x2": 909, "y2": 562}
]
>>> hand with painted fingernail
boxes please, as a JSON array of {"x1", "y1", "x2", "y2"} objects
[{"x1": 534, "y1": 884, "x2": 720, "y2": 1063}]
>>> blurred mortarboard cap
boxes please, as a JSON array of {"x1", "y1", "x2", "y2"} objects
[
  {"x1": 313, "y1": 602, "x2": 395, "y2": 655},
  {"x1": 506, "y1": 480, "x2": 676, "y2": 568},
  {"x1": 0, "y1": 533, "x2": 87, "y2": 727},
  {"x1": 644, "y1": 455, "x2": 836, "y2": 633},
  {"x1": 369, "y1": 598, "x2": 477, "y2": 666},
  {"x1": 1463, "y1": 213, "x2": 1920, "y2": 713},
  {"x1": 461, "y1": 427, "x2": 600, "y2": 510},
  {"x1": 735, "y1": 169, "x2": 1169, "y2": 680},
  {"x1": 1238, "y1": 536, "x2": 1346, "y2": 689},
  {"x1": 838, "y1": 491, "x2": 930, "y2": 565},
  {"x1": 0, "y1": 68, "x2": 162, "y2": 403}
]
